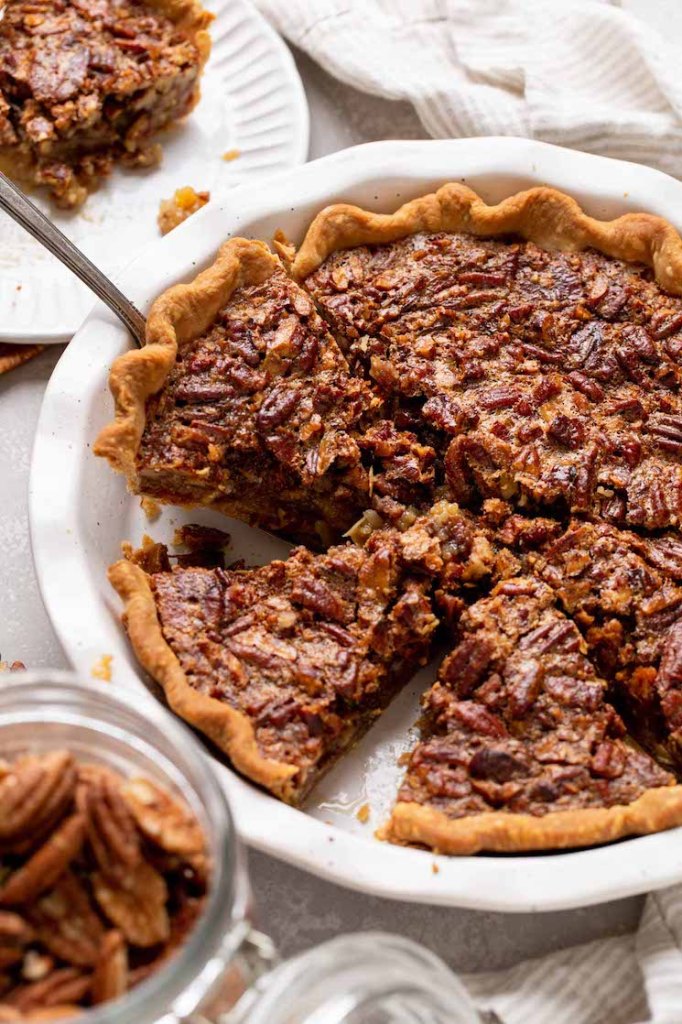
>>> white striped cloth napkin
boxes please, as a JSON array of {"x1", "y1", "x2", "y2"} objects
[
  {"x1": 461, "y1": 886, "x2": 682, "y2": 1023},
  {"x1": 253, "y1": 0, "x2": 682, "y2": 177}
]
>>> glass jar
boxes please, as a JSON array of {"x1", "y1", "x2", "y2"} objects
[{"x1": 0, "y1": 673, "x2": 479, "y2": 1024}]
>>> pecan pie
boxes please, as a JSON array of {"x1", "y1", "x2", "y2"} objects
[
  {"x1": 0, "y1": 0, "x2": 211, "y2": 208},
  {"x1": 386, "y1": 577, "x2": 682, "y2": 854},
  {"x1": 100, "y1": 182, "x2": 682, "y2": 852}
]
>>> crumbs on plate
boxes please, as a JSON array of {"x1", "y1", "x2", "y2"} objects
[
  {"x1": 91, "y1": 654, "x2": 113, "y2": 681},
  {"x1": 356, "y1": 802, "x2": 370, "y2": 824},
  {"x1": 158, "y1": 186, "x2": 210, "y2": 236},
  {"x1": 141, "y1": 496, "x2": 162, "y2": 521}
]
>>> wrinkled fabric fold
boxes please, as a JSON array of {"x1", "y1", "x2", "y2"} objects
[
  {"x1": 255, "y1": 0, "x2": 682, "y2": 177},
  {"x1": 460, "y1": 887, "x2": 682, "y2": 1022}
]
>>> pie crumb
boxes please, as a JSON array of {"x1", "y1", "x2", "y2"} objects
[
  {"x1": 272, "y1": 228, "x2": 296, "y2": 268},
  {"x1": 432, "y1": 862, "x2": 440, "y2": 875},
  {"x1": 0, "y1": 660, "x2": 25, "y2": 673},
  {"x1": 91, "y1": 654, "x2": 113, "y2": 682},
  {"x1": 222, "y1": 148, "x2": 241, "y2": 162},
  {"x1": 158, "y1": 187, "x2": 210, "y2": 236},
  {"x1": 141, "y1": 496, "x2": 162, "y2": 521},
  {"x1": 356, "y1": 802, "x2": 370, "y2": 824}
]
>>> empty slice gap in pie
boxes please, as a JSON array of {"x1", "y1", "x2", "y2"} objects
[
  {"x1": 94, "y1": 239, "x2": 381, "y2": 547},
  {"x1": 298, "y1": 184, "x2": 682, "y2": 532},
  {"x1": 0, "y1": 0, "x2": 212, "y2": 208},
  {"x1": 386, "y1": 576, "x2": 682, "y2": 854}
]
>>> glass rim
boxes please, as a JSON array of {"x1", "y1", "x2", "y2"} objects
[
  {"x1": 0, "y1": 670, "x2": 244, "y2": 1024},
  {"x1": 240, "y1": 931, "x2": 479, "y2": 1024}
]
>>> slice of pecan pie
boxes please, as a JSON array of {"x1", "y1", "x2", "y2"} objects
[
  {"x1": 0, "y1": 0, "x2": 211, "y2": 208},
  {"x1": 109, "y1": 528, "x2": 438, "y2": 804},
  {"x1": 525, "y1": 519, "x2": 682, "y2": 770},
  {"x1": 95, "y1": 240, "x2": 382, "y2": 546},
  {"x1": 108, "y1": 502, "x2": 502, "y2": 803},
  {"x1": 386, "y1": 576, "x2": 682, "y2": 854},
  {"x1": 297, "y1": 185, "x2": 682, "y2": 531}
]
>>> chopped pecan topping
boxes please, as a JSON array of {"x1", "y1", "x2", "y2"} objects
[
  {"x1": 138, "y1": 264, "x2": 380, "y2": 546},
  {"x1": 307, "y1": 234, "x2": 682, "y2": 531},
  {"x1": 399, "y1": 577, "x2": 672, "y2": 821}
]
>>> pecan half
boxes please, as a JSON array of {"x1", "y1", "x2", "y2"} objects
[
  {"x1": 91, "y1": 932, "x2": 127, "y2": 1005},
  {"x1": 76, "y1": 767, "x2": 140, "y2": 882},
  {"x1": 93, "y1": 862, "x2": 169, "y2": 948},
  {"x1": 27, "y1": 872, "x2": 104, "y2": 967},
  {"x1": 121, "y1": 778, "x2": 204, "y2": 857},
  {"x1": 0, "y1": 814, "x2": 86, "y2": 906},
  {"x1": 0, "y1": 753, "x2": 76, "y2": 851},
  {"x1": 5, "y1": 969, "x2": 90, "y2": 1013}
]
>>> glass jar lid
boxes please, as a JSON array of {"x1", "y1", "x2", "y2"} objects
[{"x1": 228, "y1": 932, "x2": 480, "y2": 1024}]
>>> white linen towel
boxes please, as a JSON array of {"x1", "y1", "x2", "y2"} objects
[
  {"x1": 253, "y1": 0, "x2": 682, "y2": 177},
  {"x1": 461, "y1": 886, "x2": 682, "y2": 1023}
]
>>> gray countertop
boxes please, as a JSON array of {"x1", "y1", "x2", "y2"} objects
[{"x1": 0, "y1": 45, "x2": 646, "y2": 976}]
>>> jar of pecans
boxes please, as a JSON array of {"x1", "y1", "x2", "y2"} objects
[{"x1": 0, "y1": 674, "x2": 479, "y2": 1024}]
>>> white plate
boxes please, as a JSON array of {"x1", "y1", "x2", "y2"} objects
[
  {"x1": 1, "y1": 0, "x2": 308, "y2": 344},
  {"x1": 30, "y1": 138, "x2": 682, "y2": 911}
]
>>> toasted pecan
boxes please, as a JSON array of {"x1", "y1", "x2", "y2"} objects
[{"x1": 0, "y1": 815, "x2": 86, "y2": 906}]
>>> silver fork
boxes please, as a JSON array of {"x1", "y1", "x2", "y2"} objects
[{"x1": 0, "y1": 170, "x2": 146, "y2": 346}]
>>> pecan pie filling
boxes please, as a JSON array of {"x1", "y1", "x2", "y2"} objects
[
  {"x1": 137, "y1": 263, "x2": 380, "y2": 545},
  {"x1": 0, "y1": 0, "x2": 210, "y2": 207},
  {"x1": 524, "y1": 519, "x2": 682, "y2": 769},
  {"x1": 387, "y1": 577, "x2": 676, "y2": 853},
  {"x1": 100, "y1": 185, "x2": 682, "y2": 852},
  {"x1": 306, "y1": 234, "x2": 682, "y2": 531}
]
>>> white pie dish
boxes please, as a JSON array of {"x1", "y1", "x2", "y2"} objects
[{"x1": 29, "y1": 136, "x2": 682, "y2": 911}]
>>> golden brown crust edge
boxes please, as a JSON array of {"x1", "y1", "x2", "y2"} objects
[
  {"x1": 108, "y1": 559, "x2": 299, "y2": 802},
  {"x1": 291, "y1": 182, "x2": 682, "y2": 297},
  {"x1": 384, "y1": 788, "x2": 682, "y2": 855},
  {"x1": 93, "y1": 238, "x2": 279, "y2": 487}
]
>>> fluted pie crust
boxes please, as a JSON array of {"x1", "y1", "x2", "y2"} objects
[
  {"x1": 386, "y1": 789, "x2": 682, "y2": 855},
  {"x1": 108, "y1": 559, "x2": 300, "y2": 800},
  {"x1": 98, "y1": 182, "x2": 682, "y2": 854},
  {"x1": 291, "y1": 182, "x2": 682, "y2": 291},
  {"x1": 94, "y1": 238, "x2": 278, "y2": 487}
]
